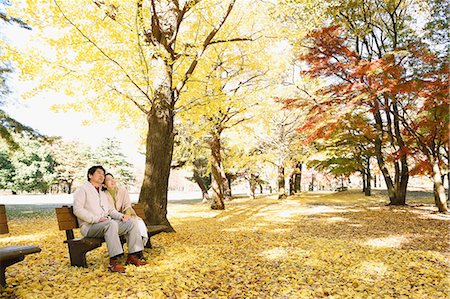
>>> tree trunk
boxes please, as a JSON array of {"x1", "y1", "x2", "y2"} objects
[
  {"x1": 278, "y1": 165, "x2": 286, "y2": 199},
  {"x1": 289, "y1": 174, "x2": 294, "y2": 196},
  {"x1": 365, "y1": 157, "x2": 371, "y2": 196},
  {"x1": 294, "y1": 163, "x2": 302, "y2": 193},
  {"x1": 193, "y1": 168, "x2": 209, "y2": 203},
  {"x1": 431, "y1": 159, "x2": 448, "y2": 213},
  {"x1": 249, "y1": 173, "x2": 258, "y2": 199},
  {"x1": 373, "y1": 107, "x2": 408, "y2": 205},
  {"x1": 67, "y1": 180, "x2": 73, "y2": 194},
  {"x1": 224, "y1": 173, "x2": 233, "y2": 200},
  {"x1": 209, "y1": 131, "x2": 225, "y2": 210},
  {"x1": 139, "y1": 88, "x2": 175, "y2": 232},
  {"x1": 362, "y1": 173, "x2": 367, "y2": 193},
  {"x1": 290, "y1": 162, "x2": 302, "y2": 194}
]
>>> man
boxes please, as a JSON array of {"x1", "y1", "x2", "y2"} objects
[{"x1": 73, "y1": 165, "x2": 146, "y2": 272}]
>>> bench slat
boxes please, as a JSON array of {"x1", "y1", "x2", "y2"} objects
[
  {"x1": 0, "y1": 224, "x2": 8, "y2": 234},
  {"x1": 55, "y1": 207, "x2": 79, "y2": 230},
  {"x1": 0, "y1": 246, "x2": 41, "y2": 261},
  {"x1": 132, "y1": 204, "x2": 145, "y2": 220},
  {"x1": 0, "y1": 205, "x2": 8, "y2": 234}
]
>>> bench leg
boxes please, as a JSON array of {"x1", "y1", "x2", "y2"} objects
[
  {"x1": 0, "y1": 256, "x2": 25, "y2": 287},
  {"x1": 67, "y1": 242, "x2": 102, "y2": 268},
  {"x1": 145, "y1": 237, "x2": 152, "y2": 249}
]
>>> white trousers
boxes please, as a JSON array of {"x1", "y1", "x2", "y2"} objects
[{"x1": 136, "y1": 218, "x2": 149, "y2": 247}]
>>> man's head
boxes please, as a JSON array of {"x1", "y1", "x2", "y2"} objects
[{"x1": 87, "y1": 165, "x2": 106, "y2": 185}]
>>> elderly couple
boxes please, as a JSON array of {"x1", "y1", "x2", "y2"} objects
[{"x1": 73, "y1": 165, "x2": 148, "y2": 273}]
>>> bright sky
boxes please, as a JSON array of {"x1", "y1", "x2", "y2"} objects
[{"x1": 1, "y1": 5, "x2": 144, "y2": 167}]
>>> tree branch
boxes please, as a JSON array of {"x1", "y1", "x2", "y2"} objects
[
  {"x1": 174, "y1": 0, "x2": 236, "y2": 97},
  {"x1": 54, "y1": 0, "x2": 152, "y2": 105}
]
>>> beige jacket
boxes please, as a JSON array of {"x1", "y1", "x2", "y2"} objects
[
  {"x1": 73, "y1": 182, "x2": 124, "y2": 236},
  {"x1": 105, "y1": 186, "x2": 137, "y2": 216}
]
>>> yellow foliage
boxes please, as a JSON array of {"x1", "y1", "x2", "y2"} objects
[{"x1": 0, "y1": 191, "x2": 448, "y2": 298}]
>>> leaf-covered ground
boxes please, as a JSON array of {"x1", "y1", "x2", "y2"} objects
[{"x1": 0, "y1": 191, "x2": 449, "y2": 298}]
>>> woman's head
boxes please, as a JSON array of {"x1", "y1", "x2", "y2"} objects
[{"x1": 103, "y1": 173, "x2": 117, "y2": 189}]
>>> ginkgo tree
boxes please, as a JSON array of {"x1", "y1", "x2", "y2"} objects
[
  {"x1": 177, "y1": 40, "x2": 276, "y2": 209},
  {"x1": 6, "y1": 0, "x2": 269, "y2": 228}
]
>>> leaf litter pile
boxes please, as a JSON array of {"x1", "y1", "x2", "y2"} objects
[{"x1": 0, "y1": 191, "x2": 448, "y2": 298}]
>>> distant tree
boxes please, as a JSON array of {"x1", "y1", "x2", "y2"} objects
[
  {"x1": 93, "y1": 137, "x2": 135, "y2": 185},
  {"x1": 9, "y1": 136, "x2": 57, "y2": 193},
  {"x1": 0, "y1": 146, "x2": 15, "y2": 190},
  {"x1": 172, "y1": 125, "x2": 211, "y2": 202},
  {"x1": 49, "y1": 138, "x2": 93, "y2": 193},
  {"x1": 255, "y1": 109, "x2": 303, "y2": 199}
]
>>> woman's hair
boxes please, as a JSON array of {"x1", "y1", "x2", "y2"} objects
[{"x1": 102, "y1": 173, "x2": 115, "y2": 191}]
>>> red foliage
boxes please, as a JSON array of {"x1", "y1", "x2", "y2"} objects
[{"x1": 282, "y1": 25, "x2": 449, "y2": 166}]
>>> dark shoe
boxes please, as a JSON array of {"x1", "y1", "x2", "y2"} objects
[
  {"x1": 135, "y1": 251, "x2": 146, "y2": 260},
  {"x1": 126, "y1": 254, "x2": 147, "y2": 266},
  {"x1": 108, "y1": 258, "x2": 125, "y2": 273}
]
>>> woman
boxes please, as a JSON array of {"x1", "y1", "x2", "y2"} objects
[{"x1": 103, "y1": 173, "x2": 149, "y2": 248}]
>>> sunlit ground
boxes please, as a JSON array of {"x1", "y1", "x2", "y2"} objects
[{"x1": 0, "y1": 190, "x2": 448, "y2": 298}]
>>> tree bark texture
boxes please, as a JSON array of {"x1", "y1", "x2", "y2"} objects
[
  {"x1": 139, "y1": 87, "x2": 175, "y2": 231},
  {"x1": 364, "y1": 157, "x2": 371, "y2": 196},
  {"x1": 431, "y1": 159, "x2": 448, "y2": 213},
  {"x1": 193, "y1": 168, "x2": 209, "y2": 203},
  {"x1": 209, "y1": 132, "x2": 226, "y2": 210},
  {"x1": 373, "y1": 104, "x2": 408, "y2": 205},
  {"x1": 278, "y1": 165, "x2": 286, "y2": 199}
]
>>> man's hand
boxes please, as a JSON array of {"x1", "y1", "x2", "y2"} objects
[
  {"x1": 121, "y1": 215, "x2": 130, "y2": 222},
  {"x1": 99, "y1": 216, "x2": 109, "y2": 222}
]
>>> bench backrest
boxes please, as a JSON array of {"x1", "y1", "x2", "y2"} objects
[
  {"x1": 55, "y1": 206, "x2": 79, "y2": 230},
  {"x1": 0, "y1": 205, "x2": 9, "y2": 234},
  {"x1": 132, "y1": 203, "x2": 147, "y2": 225},
  {"x1": 55, "y1": 204, "x2": 146, "y2": 231}
]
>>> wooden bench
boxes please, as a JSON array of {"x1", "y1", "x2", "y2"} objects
[
  {"x1": 0, "y1": 205, "x2": 41, "y2": 287},
  {"x1": 335, "y1": 186, "x2": 348, "y2": 192},
  {"x1": 55, "y1": 204, "x2": 168, "y2": 267},
  {"x1": 131, "y1": 203, "x2": 169, "y2": 249}
]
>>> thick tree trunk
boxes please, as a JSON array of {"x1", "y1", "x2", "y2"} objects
[
  {"x1": 139, "y1": 90, "x2": 175, "y2": 232},
  {"x1": 278, "y1": 165, "x2": 286, "y2": 199},
  {"x1": 373, "y1": 107, "x2": 408, "y2": 205},
  {"x1": 209, "y1": 131, "x2": 226, "y2": 210},
  {"x1": 431, "y1": 160, "x2": 448, "y2": 213}
]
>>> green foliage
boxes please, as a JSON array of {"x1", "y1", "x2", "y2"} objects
[
  {"x1": 48, "y1": 138, "x2": 93, "y2": 192},
  {"x1": 423, "y1": 0, "x2": 449, "y2": 57},
  {"x1": 92, "y1": 137, "x2": 135, "y2": 185},
  {"x1": 0, "y1": 147, "x2": 14, "y2": 189},
  {"x1": 7, "y1": 135, "x2": 57, "y2": 193}
]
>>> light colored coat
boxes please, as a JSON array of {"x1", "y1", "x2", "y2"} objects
[
  {"x1": 105, "y1": 186, "x2": 137, "y2": 216},
  {"x1": 73, "y1": 182, "x2": 124, "y2": 236}
]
